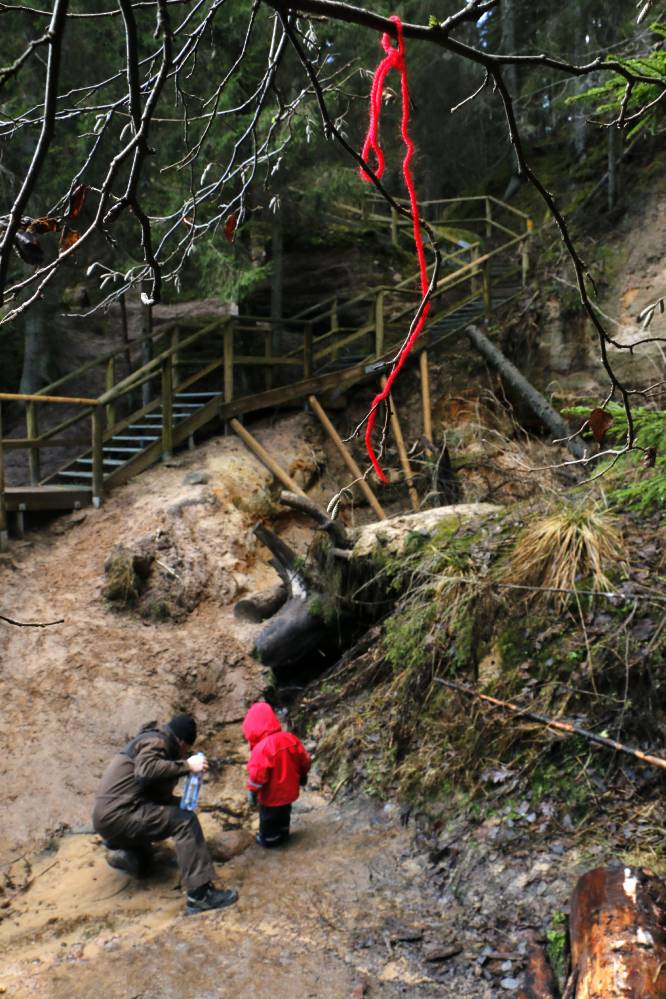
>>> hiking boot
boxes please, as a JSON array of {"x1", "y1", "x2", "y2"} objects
[
  {"x1": 255, "y1": 832, "x2": 286, "y2": 849},
  {"x1": 186, "y1": 885, "x2": 239, "y2": 915},
  {"x1": 106, "y1": 849, "x2": 142, "y2": 877}
]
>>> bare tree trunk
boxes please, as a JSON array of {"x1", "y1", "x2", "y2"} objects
[
  {"x1": 140, "y1": 284, "x2": 154, "y2": 407},
  {"x1": 608, "y1": 127, "x2": 624, "y2": 212},
  {"x1": 271, "y1": 205, "x2": 284, "y2": 364},
  {"x1": 19, "y1": 295, "x2": 51, "y2": 394},
  {"x1": 465, "y1": 324, "x2": 586, "y2": 459},
  {"x1": 567, "y1": 865, "x2": 666, "y2": 998}
]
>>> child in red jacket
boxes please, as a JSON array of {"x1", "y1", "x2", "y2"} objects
[{"x1": 242, "y1": 702, "x2": 311, "y2": 848}]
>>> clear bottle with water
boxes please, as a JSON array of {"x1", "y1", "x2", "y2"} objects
[{"x1": 180, "y1": 752, "x2": 205, "y2": 811}]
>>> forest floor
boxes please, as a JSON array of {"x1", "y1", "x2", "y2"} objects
[
  {"x1": 0, "y1": 355, "x2": 664, "y2": 996},
  {"x1": 0, "y1": 402, "x2": 585, "y2": 999}
]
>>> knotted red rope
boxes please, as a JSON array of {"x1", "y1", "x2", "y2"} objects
[{"x1": 360, "y1": 15, "x2": 430, "y2": 483}]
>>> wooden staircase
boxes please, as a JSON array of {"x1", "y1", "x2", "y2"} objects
[{"x1": 0, "y1": 194, "x2": 532, "y2": 548}]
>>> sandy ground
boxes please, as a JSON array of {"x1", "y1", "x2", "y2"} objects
[
  {"x1": 3, "y1": 409, "x2": 470, "y2": 998},
  {"x1": 0, "y1": 786, "x2": 459, "y2": 999},
  {"x1": 0, "y1": 413, "x2": 326, "y2": 860}
]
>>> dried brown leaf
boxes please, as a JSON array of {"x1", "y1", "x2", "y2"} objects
[
  {"x1": 67, "y1": 184, "x2": 88, "y2": 220},
  {"x1": 223, "y1": 212, "x2": 237, "y2": 243},
  {"x1": 589, "y1": 408, "x2": 614, "y2": 443},
  {"x1": 26, "y1": 216, "x2": 60, "y2": 235},
  {"x1": 59, "y1": 228, "x2": 80, "y2": 253}
]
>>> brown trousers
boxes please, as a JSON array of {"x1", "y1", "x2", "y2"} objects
[{"x1": 95, "y1": 802, "x2": 216, "y2": 893}]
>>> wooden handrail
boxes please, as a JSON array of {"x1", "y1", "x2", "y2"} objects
[
  {"x1": 34, "y1": 323, "x2": 175, "y2": 399},
  {"x1": 98, "y1": 317, "x2": 226, "y2": 404},
  {"x1": 0, "y1": 191, "x2": 530, "y2": 511},
  {"x1": 0, "y1": 391, "x2": 99, "y2": 405}
]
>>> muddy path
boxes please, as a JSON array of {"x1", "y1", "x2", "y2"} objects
[{"x1": 1, "y1": 780, "x2": 450, "y2": 999}]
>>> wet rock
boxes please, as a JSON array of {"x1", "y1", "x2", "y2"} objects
[
  {"x1": 182, "y1": 471, "x2": 210, "y2": 486},
  {"x1": 234, "y1": 582, "x2": 288, "y2": 623},
  {"x1": 208, "y1": 829, "x2": 254, "y2": 862},
  {"x1": 423, "y1": 941, "x2": 462, "y2": 962},
  {"x1": 387, "y1": 922, "x2": 424, "y2": 944},
  {"x1": 500, "y1": 977, "x2": 520, "y2": 990}
]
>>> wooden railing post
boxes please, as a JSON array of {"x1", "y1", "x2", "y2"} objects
[
  {"x1": 485, "y1": 197, "x2": 493, "y2": 239},
  {"x1": 375, "y1": 290, "x2": 385, "y2": 357},
  {"x1": 26, "y1": 401, "x2": 41, "y2": 484},
  {"x1": 161, "y1": 355, "x2": 173, "y2": 461},
  {"x1": 91, "y1": 407, "x2": 104, "y2": 507},
  {"x1": 483, "y1": 260, "x2": 492, "y2": 315},
  {"x1": 264, "y1": 329, "x2": 273, "y2": 391},
  {"x1": 303, "y1": 323, "x2": 313, "y2": 379},
  {"x1": 105, "y1": 356, "x2": 116, "y2": 431},
  {"x1": 330, "y1": 298, "x2": 338, "y2": 333},
  {"x1": 330, "y1": 299, "x2": 339, "y2": 362},
  {"x1": 224, "y1": 324, "x2": 234, "y2": 402},
  {"x1": 470, "y1": 244, "x2": 480, "y2": 294},
  {"x1": 171, "y1": 327, "x2": 180, "y2": 390},
  {"x1": 0, "y1": 403, "x2": 7, "y2": 552}
]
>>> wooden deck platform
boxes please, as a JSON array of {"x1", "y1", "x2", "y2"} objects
[{"x1": 4, "y1": 485, "x2": 92, "y2": 512}]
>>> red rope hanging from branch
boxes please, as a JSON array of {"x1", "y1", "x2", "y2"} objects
[{"x1": 359, "y1": 15, "x2": 430, "y2": 483}]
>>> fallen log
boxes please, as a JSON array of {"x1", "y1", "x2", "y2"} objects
[
  {"x1": 252, "y1": 522, "x2": 336, "y2": 673},
  {"x1": 247, "y1": 499, "x2": 502, "y2": 675},
  {"x1": 566, "y1": 865, "x2": 666, "y2": 998},
  {"x1": 465, "y1": 324, "x2": 586, "y2": 460}
]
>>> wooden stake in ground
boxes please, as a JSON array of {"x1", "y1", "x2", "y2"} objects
[
  {"x1": 419, "y1": 351, "x2": 433, "y2": 444},
  {"x1": 567, "y1": 865, "x2": 666, "y2": 998},
  {"x1": 229, "y1": 418, "x2": 307, "y2": 498},
  {"x1": 307, "y1": 395, "x2": 386, "y2": 520},
  {"x1": 380, "y1": 376, "x2": 419, "y2": 511}
]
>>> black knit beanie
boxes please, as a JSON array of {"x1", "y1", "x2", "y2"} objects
[{"x1": 167, "y1": 713, "x2": 197, "y2": 746}]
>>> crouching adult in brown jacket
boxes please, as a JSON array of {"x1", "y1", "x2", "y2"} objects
[{"x1": 92, "y1": 713, "x2": 238, "y2": 915}]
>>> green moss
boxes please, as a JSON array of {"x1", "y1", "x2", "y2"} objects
[
  {"x1": 495, "y1": 622, "x2": 531, "y2": 671},
  {"x1": 545, "y1": 910, "x2": 568, "y2": 985},
  {"x1": 141, "y1": 600, "x2": 170, "y2": 621},
  {"x1": 307, "y1": 594, "x2": 337, "y2": 626},
  {"x1": 384, "y1": 602, "x2": 438, "y2": 674}
]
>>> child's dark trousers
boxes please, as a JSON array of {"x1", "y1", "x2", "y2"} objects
[{"x1": 258, "y1": 804, "x2": 292, "y2": 847}]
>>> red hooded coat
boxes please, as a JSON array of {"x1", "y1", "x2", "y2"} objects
[{"x1": 243, "y1": 703, "x2": 311, "y2": 808}]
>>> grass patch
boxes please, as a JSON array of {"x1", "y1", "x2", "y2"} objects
[{"x1": 500, "y1": 501, "x2": 626, "y2": 605}]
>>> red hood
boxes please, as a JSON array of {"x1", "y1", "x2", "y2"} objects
[{"x1": 242, "y1": 702, "x2": 282, "y2": 748}]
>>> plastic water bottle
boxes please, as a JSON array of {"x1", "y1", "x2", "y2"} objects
[{"x1": 180, "y1": 752, "x2": 205, "y2": 811}]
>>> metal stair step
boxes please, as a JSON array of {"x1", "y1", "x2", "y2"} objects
[
  {"x1": 175, "y1": 392, "x2": 220, "y2": 398},
  {"x1": 102, "y1": 446, "x2": 144, "y2": 454},
  {"x1": 58, "y1": 471, "x2": 94, "y2": 479},
  {"x1": 112, "y1": 435, "x2": 159, "y2": 442},
  {"x1": 76, "y1": 458, "x2": 126, "y2": 467}
]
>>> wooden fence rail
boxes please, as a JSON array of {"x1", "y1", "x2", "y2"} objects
[{"x1": 0, "y1": 192, "x2": 532, "y2": 544}]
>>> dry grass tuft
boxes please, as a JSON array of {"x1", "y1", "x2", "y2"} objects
[{"x1": 501, "y1": 502, "x2": 627, "y2": 604}]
